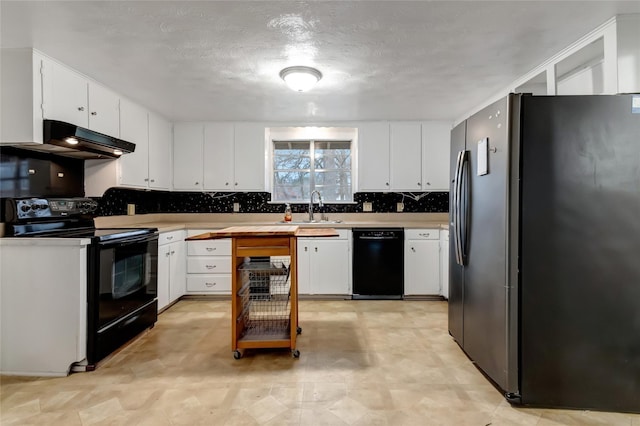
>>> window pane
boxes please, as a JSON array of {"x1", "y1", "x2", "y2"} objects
[
  {"x1": 274, "y1": 141, "x2": 311, "y2": 170},
  {"x1": 273, "y1": 171, "x2": 310, "y2": 201},
  {"x1": 314, "y1": 170, "x2": 352, "y2": 202},
  {"x1": 314, "y1": 141, "x2": 351, "y2": 170}
]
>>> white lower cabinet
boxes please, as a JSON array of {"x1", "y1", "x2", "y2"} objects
[
  {"x1": 404, "y1": 229, "x2": 441, "y2": 295},
  {"x1": 186, "y1": 229, "x2": 232, "y2": 294},
  {"x1": 297, "y1": 229, "x2": 351, "y2": 295},
  {"x1": 157, "y1": 230, "x2": 186, "y2": 312},
  {"x1": 440, "y1": 230, "x2": 449, "y2": 299}
]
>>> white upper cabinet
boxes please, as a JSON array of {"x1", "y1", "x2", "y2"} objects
[
  {"x1": 390, "y1": 122, "x2": 422, "y2": 191},
  {"x1": 196, "y1": 122, "x2": 265, "y2": 192},
  {"x1": 358, "y1": 122, "x2": 390, "y2": 191},
  {"x1": 1, "y1": 49, "x2": 45, "y2": 144},
  {"x1": 87, "y1": 82, "x2": 119, "y2": 137},
  {"x1": 45, "y1": 60, "x2": 88, "y2": 128},
  {"x1": 118, "y1": 98, "x2": 149, "y2": 187},
  {"x1": 148, "y1": 112, "x2": 172, "y2": 190},
  {"x1": 233, "y1": 123, "x2": 265, "y2": 191},
  {"x1": 203, "y1": 123, "x2": 234, "y2": 190},
  {"x1": 44, "y1": 61, "x2": 120, "y2": 137},
  {"x1": 421, "y1": 121, "x2": 451, "y2": 191},
  {"x1": 173, "y1": 123, "x2": 204, "y2": 190}
]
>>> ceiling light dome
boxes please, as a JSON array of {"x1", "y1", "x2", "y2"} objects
[{"x1": 279, "y1": 66, "x2": 322, "y2": 92}]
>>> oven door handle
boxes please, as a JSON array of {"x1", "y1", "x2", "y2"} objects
[{"x1": 98, "y1": 233, "x2": 158, "y2": 247}]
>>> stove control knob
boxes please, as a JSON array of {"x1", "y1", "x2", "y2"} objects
[{"x1": 20, "y1": 204, "x2": 31, "y2": 212}]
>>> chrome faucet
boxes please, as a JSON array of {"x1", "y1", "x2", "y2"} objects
[{"x1": 309, "y1": 190, "x2": 323, "y2": 222}]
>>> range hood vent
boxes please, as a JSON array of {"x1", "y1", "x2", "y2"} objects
[{"x1": 41, "y1": 120, "x2": 136, "y2": 159}]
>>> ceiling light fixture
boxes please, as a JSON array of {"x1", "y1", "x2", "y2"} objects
[{"x1": 279, "y1": 66, "x2": 322, "y2": 92}]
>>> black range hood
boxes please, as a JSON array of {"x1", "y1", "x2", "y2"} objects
[{"x1": 41, "y1": 120, "x2": 136, "y2": 159}]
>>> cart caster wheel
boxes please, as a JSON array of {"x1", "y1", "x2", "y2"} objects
[
  {"x1": 292, "y1": 349, "x2": 300, "y2": 358},
  {"x1": 233, "y1": 350, "x2": 242, "y2": 360},
  {"x1": 296, "y1": 327, "x2": 302, "y2": 335}
]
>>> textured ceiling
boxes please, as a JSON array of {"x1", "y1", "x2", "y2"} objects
[{"x1": 2, "y1": 1, "x2": 639, "y2": 123}]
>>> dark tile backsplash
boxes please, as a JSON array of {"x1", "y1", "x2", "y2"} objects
[{"x1": 95, "y1": 187, "x2": 449, "y2": 216}]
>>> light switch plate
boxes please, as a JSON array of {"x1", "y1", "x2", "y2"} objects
[
  {"x1": 396, "y1": 202, "x2": 404, "y2": 212},
  {"x1": 363, "y1": 202, "x2": 373, "y2": 212},
  {"x1": 233, "y1": 202, "x2": 240, "y2": 212}
]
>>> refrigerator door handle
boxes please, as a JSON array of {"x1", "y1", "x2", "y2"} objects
[
  {"x1": 459, "y1": 150, "x2": 469, "y2": 264},
  {"x1": 453, "y1": 151, "x2": 464, "y2": 265}
]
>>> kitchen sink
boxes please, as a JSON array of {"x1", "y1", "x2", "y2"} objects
[{"x1": 275, "y1": 219, "x2": 343, "y2": 225}]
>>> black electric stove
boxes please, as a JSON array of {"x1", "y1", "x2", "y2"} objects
[{"x1": 2, "y1": 196, "x2": 159, "y2": 368}]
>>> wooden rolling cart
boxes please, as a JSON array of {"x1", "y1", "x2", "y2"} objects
[{"x1": 186, "y1": 225, "x2": 337, "y2": 359}]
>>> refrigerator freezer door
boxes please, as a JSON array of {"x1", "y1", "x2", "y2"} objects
[{"x1": 519, "y1": 95, "x2": 640, "y2": 412}]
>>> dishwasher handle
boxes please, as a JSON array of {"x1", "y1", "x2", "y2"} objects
[{"x1": 358, "y1": 235, "x2": 400, "y2": 240}]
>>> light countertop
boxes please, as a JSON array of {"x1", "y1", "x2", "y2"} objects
[{"x1": 94, "y1": 213, "x2": 449, "y2": 234}]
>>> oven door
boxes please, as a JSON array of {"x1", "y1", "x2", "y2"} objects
[{"x1": 90, "y1": 233, "x2": 158, "y2": 331}]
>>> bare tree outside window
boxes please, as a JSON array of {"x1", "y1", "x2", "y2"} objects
[{"x1": 273, "y1": 140, "x2": 352, "y2": 202}]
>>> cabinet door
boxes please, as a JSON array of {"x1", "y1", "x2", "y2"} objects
[
  {"x1": 88, "y1": 82, "x2": 119, "y2": 137},
  {"x1": 169, "y1": 240, "x2": 186, "y2": 304},
  {"x1": 119, "y1": 98, "x2": 149, "y2": 187},
  {"x1": 440, "y1": 231, "x2": 449, "y2": 298},
  {"x1": 233, "y1": 123, "x2": 265, "y2": 191},
  {"x1": 297, "y1": 240, "x2": 312, "y2": 295},
  {"x1": 148, "y1": 112, "x2": 172, "y2": 190},
  {"x1": 404, "y1": 239, "x2": 440, "y2": 295},
  {"x1": 46, "y1": 61, "x2": 88, "y2": 128},
  {"x1": 358, "y1": 122, "x2": 390, "y2": 191},
  {"x1": 203, "y1": 123, "x2": 234, "y2": 190},
  {"x1": 157, "y1": 245, "x2": 170, "y2": 311},
  {"x1": 311, "y1": 240, "x2": 350, "y2": 295},
  {"x1": 390, "y1": 122, "x2": 422, "y2": 191},
  {"x1": 422, "y1": 121, "x2": 451, "y2": 191},
  {"x1": 173, "y1": 123, "x2": 204, "y2": 190}
]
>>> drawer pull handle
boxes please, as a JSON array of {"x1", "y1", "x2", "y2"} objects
[
  {"x1": 419, "y1": 233, "x2": 430, "y2": 237},
  {"x1": 167, "y1": 236, "x2": 173, "y2": 240},
  {"x1": 411, "y1": 247, "x2": 416, "y2": 252},
  {"x1": 206, "y1": 265, "x2": 216, "y2": 269},
  {"x1": 206, "y1": 247, "x2": 216, "y2": 251},
  {"x1": 205, "y1": 282, "x2": 216, "y2": 287}
]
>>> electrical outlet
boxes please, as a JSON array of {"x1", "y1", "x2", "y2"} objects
[
  {"x1": 397, "y1": 202, "x2": 404, "y2": 212},
  {"x1": 363, "y1": 202, "x2": 373, "y2": 212},
  {"x1": 127, "y1": 204, "x2": 135, "y2": 215},
  {"x1": 233, "y1": 202, "x2": 240, "y2": 212}
]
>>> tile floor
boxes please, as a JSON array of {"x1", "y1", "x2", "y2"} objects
[{"x1": 1, "y1": 299, "x2": 639, "y2": 425}]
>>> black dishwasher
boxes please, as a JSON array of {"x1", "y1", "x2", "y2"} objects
[{"x1": 352, "y1": 228, "x2": 404, "y2": 299}]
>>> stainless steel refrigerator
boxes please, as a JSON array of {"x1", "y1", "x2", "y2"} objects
[{"x1": 449, "y1": 93, "x2": 640, "y2": 413}]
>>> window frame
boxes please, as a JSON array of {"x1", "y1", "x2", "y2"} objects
[{"x1": 270, "y1": 138, "x2": 354, "y2": 203}]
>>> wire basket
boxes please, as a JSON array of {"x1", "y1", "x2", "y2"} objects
[{"x1": 237, "y1": 260, "x2": 291, "y2": 338}]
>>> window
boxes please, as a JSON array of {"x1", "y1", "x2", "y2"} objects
[{"x1": 272, "y1": 140, "x2": 352, "y2": 202}]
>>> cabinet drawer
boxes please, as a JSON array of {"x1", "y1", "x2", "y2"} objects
[
  {"x1": 186, "y1": 274, "x2": 231, "y2": 293},
  {"x1": 331, "y1": 229, "x2": 350, "y2": 240},
  {"x1": 187, "y1": 239, "x2": 231, "y2": 256},
  {"x1": 405, "y1": 229, "x2": 439, "y2": 240},
  {"x1": 187, "y1": 256, "x2": 232, "y2": 273},
  {"x1": 159, "y1": 230, "x2": 185, "y2": 246}
]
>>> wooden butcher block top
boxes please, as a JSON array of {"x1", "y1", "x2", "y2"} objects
[{"x1": 185, "y1": 225, "x2": 339, "y2": 240}]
